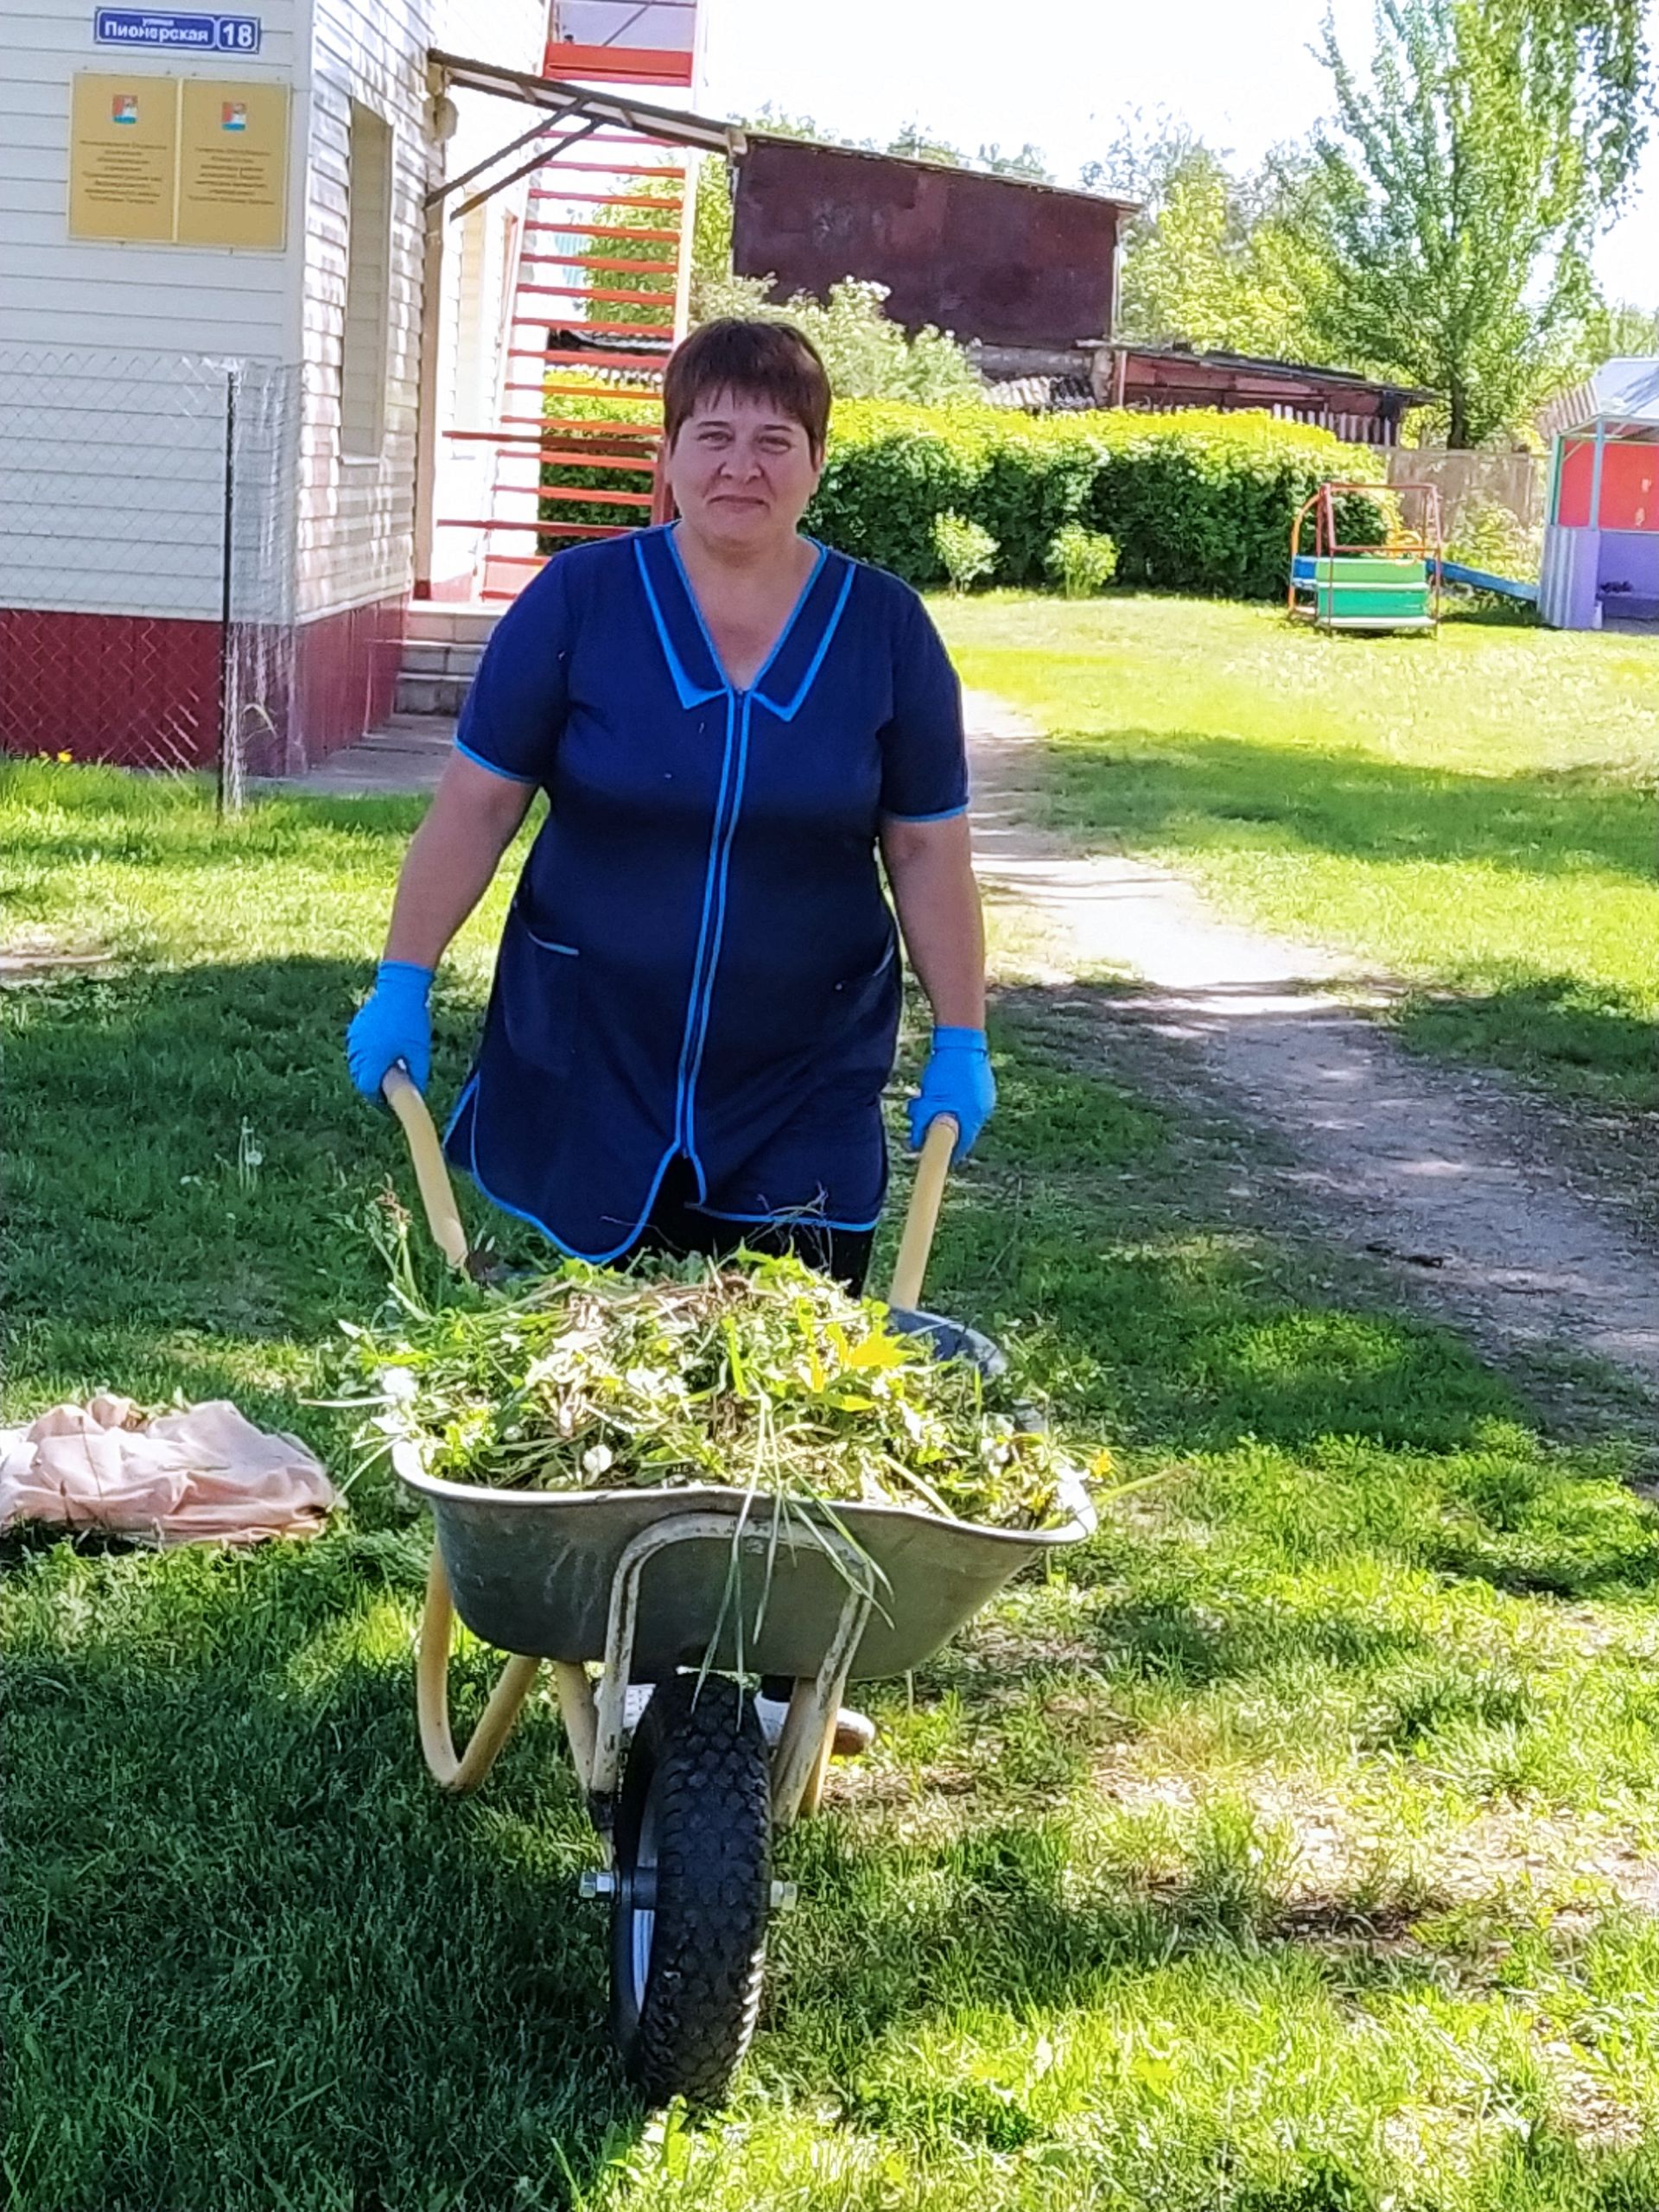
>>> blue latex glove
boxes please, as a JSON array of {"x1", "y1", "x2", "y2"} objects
[
  {"x1": 907, "y1": 1026, "x2": 995, "y2": 1162},
  {"x1": 346, "y1": 961, "x2": 435, "y2": 1100}
]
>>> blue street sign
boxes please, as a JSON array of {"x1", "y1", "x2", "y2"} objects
[{"x1": 92, "y1": 10, "x2": 262, "y2": 54}]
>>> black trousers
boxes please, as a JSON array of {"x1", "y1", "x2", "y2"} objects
[{"x1": 616, "y1": 1155, "x2": 876, "y2": 1296}]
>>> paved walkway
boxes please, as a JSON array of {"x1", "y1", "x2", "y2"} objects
[{"x1": 269, "y1": 711, "x2": 454, "y2": 798}]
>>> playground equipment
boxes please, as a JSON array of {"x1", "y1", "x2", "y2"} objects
[
  {"x1": 379, "y1": 1068, "x2": 1096, "y2": 2107},
  {"x1": 1538, "y1": 357, "x2": 1659, "y2": 631},
  {"x1": 1289, "y1": 480, "x2": 1443, "y2": 633}
]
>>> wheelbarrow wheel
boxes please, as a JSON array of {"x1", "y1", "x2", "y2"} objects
[{"x1": 610, "y1": 1673, "x2": 771, "y2": 2107}]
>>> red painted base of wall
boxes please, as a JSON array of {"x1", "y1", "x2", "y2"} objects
[
  {"x1": 294, "y1": 595, "x2": 404, "y2": 763},
  {"x1": 0, "y1": 608, "x2": 221, "y2": 769},
  {"x1": 0, "y1": 595, "x2": 405, "y2": 775}
]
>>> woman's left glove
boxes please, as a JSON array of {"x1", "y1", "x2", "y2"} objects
[{"x1": 907, "y1": 1027, "x2": 995, "y2": 1163}]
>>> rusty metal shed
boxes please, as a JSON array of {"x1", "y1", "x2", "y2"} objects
[{"x1": 733, "y1": 136, "x2": 1136, "y2": 353}]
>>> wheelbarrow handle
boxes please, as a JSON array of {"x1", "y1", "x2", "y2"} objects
[
  {"x1": 887, "y1": 1113, "x2": 957, "y2": 1313},
  {"x1": 382, "y1": 1065, "x2": 470, "y2": 1272}
]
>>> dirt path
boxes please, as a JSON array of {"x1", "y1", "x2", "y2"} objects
[{"x1": 968, "y1": 692, "x2": 1659, "y2": 1413}]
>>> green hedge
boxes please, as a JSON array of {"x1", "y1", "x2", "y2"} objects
[{"x1": 806, "y1": 401, "x2": 1389, "y2": 600}]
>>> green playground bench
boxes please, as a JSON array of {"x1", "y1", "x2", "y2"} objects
[{"x1": 1311, "y1": 554, "x2": 1435, "y2": 631}]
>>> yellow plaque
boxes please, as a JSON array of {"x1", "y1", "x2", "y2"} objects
[
  {"x1": 177, "y1": 79, "x2": 289, "y2": 250},
  {"x1": 69, "y1": 72, "x2": 179, "y2": 243}
]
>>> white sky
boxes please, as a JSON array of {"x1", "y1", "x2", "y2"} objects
[{"x1": 697, "y1": 0, "x2": 1657, "y2": 307}]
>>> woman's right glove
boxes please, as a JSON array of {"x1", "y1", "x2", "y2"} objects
[
  {"x1": 346, "y1": 961, "x2": 435, "y2": 1099},
  {"x1": 907, "y1": 1027, "x2": 995, "y2": 1162}
]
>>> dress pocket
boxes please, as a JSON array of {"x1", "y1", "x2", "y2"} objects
[{"x1": 497, "y1": 914, "x2": 581, "y2": 1083}]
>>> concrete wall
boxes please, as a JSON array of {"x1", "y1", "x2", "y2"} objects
[{"x1": 1388, "y1": 448, "x2": 1544, "y2": 534}]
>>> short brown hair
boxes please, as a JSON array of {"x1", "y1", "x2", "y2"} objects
[{"x1": 663, "y1": 319, "x2": 831, "y2": 458}]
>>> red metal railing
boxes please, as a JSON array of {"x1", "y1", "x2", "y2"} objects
[{"x1": 432, "y1": 118, "x2": 688, "y2": 601}]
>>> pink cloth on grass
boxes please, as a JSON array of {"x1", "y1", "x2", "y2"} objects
[{"x1": 0, "y1": 1394, "x2": 337, "y2": 1544}]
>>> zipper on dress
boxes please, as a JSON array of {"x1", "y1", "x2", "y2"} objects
[
  {"x1": 680, "y1": 691, "x2": 755, "y2": 1166},
  {"x1": 671, "y1": 687, "x2": 741, "y2": 1153}
]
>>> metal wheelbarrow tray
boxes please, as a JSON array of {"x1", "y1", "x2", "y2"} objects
[{"x1": 396, "y1": 1390, "x2": 1093, "y2": 1682}]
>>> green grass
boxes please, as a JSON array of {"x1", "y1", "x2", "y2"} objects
[
  {"x1": 933, "y1": 595, "x2": 1659, "y2": 1114},
  {"x1": 7, "y1": 761, "x2": 1659, "y2": 2210}
]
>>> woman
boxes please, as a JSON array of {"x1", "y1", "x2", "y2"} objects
[{"x1": 346, "y1": 319, "x2": 993, "y2": 1293}]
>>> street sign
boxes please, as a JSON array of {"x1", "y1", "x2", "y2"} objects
[{"x1": 92, "y1": 11, "x2": 263, "y2": 55}]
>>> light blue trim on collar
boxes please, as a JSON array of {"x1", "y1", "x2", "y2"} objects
[
  {"x1": 632, "y1": 533, "x2": 725, "y2": 709},
  {"x1": 664, "y1": 524, "x2": 830, "y2": 704},
  {"x1": 754, "y1": 556, "x2": 855, "y2": 722}
]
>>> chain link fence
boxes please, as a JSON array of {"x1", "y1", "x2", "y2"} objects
[{"x1": 0, "y1": 347, "x2": 300, "y2": 803}]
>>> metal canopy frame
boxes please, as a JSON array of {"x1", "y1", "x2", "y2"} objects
[
  {"x1": 451, "y1": 118, "x2": 607, "y2": 222},
  {"x1": 426, "y1": 48, "x2": 741, "y2": 218}
]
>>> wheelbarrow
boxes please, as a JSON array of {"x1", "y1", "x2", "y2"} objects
[{"x1": 382, "y1": 1069, "x2": 1096, "y2": 2106}]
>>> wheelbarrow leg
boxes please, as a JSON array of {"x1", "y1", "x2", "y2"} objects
[
  {"x1": 416, "y1": 1546, "x2": 542, "y2": 1793},
  {"x1": 781, "y1": 1685, "x2": 840, "y2": 1819},
  {"x1": 772, "y1": 1570, "x2": 875, "y2": 1826}
]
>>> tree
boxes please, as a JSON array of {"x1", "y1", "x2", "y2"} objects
[
  {"x1": 1309, "y1": 0, "x2": 1654, "y2": 445},
  {"x1": 888, "y1": 120, "x2": 963, "y2": 164},
  {"x1": 1082, "y1": 106, "x2": 1209, "y2": 207},
  {"x1": 887, "y1": 122, "x2": 1052, "y2": 181},
  {"x1": 745, "y1": 103, "x2": 821, "y2": 140},
  {"x1": 974, "y1": 142, "x2": 1054, "y2": 181},
  {"x1": 1499, "y1": 0, "x2": 1650, "y2": 206},
  {"x1": 1113, "y1": 146, "x2": 1244, "y2": 346},
  {"x1": 577, "y1": 170, "x2": 680, "y2": 333},
  {"x1": 1097, "y1": 116, "x2": 1334, "y2": 361},
  {"x1": 1583, "y1": 299, "x2": 1659, "y2": 359},
  {"x1": 690, "y1": 154, "x2": 734, "y2": 315},
  {"x1": 573, "y1": 151, "x2": 735, "y2": 332}
]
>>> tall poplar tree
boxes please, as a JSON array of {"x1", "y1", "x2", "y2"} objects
[{"x1": 1311, "y1": 0, "x2": 1652, "y2": 444}]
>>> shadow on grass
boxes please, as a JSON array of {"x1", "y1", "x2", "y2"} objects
[
  {"x1": 0, "y1": 955, "x2": 492, "y2": 1465},
  {"x1": 2, "y1": 956, "x2": 1523, "y2": 1460},
  {"x1": 10, "y1": 955, "x2": 1659, "y2": 2205},
  {"x1": 3, "y1": 1536, "x2": 640, "y2": 2212},
  {"x1": 1039, "y1": 726, "x2": 1656, "y2": 889},
  {"x1": 0, "y1": 1535, "x2": 1485, "y2": 2210},
  {"x1": 774, "y1": 1807, "x2": 1487, "y2": 2068},
  {"x1": 11, "y1": 957, "x2": 1651, "y2": 1567},
  {"x1": 1395, "y1": 972, "x2": 1659, "y2": 1112}
]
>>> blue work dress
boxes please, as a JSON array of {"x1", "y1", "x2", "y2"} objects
[{"x1": 443, "y1": 524, "x2": 969, "y2": 1262}]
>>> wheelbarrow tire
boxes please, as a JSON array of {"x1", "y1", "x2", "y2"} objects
[{"x1": 610, "y1": 1674, "x2": 771, "y2": 2108}]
